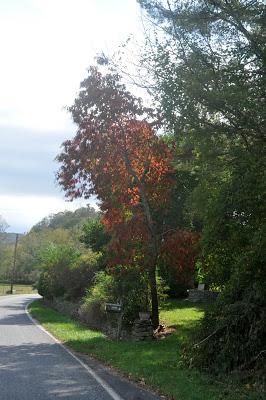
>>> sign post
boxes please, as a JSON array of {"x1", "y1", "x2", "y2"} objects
[{"x1": 105, "y1": 303, "x2": 123, "y2": 340}]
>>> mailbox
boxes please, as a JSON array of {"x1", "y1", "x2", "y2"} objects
[{"x1": 105, "y1": 303, "x2": 122, "y2": 313}]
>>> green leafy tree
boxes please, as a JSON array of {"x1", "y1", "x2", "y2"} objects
[
  {"x1": 80, "y1": 218, "x2": 111, "y2": 253},
  {"x1": 0, "y1": 243, "x2": 13, "y2": 281},
  {"x1": 138, "y1": 0, "x2": 266, "y2": 373},
  {"x1": 139, "y1": 0, "x2": 266, "y2": 143},
  {"x1": 15, "y1": 228, "x2": 78, "y2": 283},
  {"x1": 37, "y1": 244, "x2": 100, "y2": 300},
  {"x1": 0, "y1": 215, "x2": 8, "y2": 232}
]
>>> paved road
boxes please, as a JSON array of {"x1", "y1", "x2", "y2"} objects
[{"x1": 0, "y1": 295, "x2": 160, "y2": 400}]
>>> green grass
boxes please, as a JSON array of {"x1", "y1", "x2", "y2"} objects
[
  {"x1": 0, "y1": 284, "x2": 37, "y2": 296},
  {"x1": 29, "y1": 299, "x2": 260, "y2": 400}
]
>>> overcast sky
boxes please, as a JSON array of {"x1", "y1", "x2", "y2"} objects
[{"x1": 0, "y1": 0, "x2": 143, "y2": 233}]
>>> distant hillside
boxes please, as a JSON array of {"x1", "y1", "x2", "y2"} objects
[
  {"x1": 30, "y1": 206, "x2": 99, "y2": 233},
  {"x1": 0, "y1": 232, "x2": 23, "y2": 245}
]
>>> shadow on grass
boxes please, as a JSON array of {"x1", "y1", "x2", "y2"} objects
[{"x1": 160, "y1": 298, "x2": 210, "y2": 312}]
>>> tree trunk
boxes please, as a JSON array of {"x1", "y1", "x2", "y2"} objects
[
  {"x1": 149, "y1": 263, "x2": 159, "y2": 329},
  {"x1": 123, "y1": 148, "x2": 160, "y2": 328}
]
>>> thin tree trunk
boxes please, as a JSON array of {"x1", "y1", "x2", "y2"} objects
[
  {"x1": 148, "y1": 263, "x2": 159, "y2": 328},
  {"x1": 123, "y1": 147, "x2": 160, "y2": 328}
]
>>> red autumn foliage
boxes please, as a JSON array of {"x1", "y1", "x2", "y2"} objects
[
  {"x1": 159, "y1": 230, "x2": 200, "y2": 286},
  {"x1": 57, "y1": 67, "x2": 199, "y2": 325},
  {"x1": 58, "y1": 119, "x2": 174, "y2": 207},
  {"x1": 58, "y1": 116, "x2": 176, "y2": 262}
]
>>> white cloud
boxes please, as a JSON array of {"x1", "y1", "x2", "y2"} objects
[
  {"x1": 0, "y1": 194, "x2": 95, "y2": 233},
  {"x1": 0, "y1": 0, "x2": 142, "y2": 131},
  {"x1": 0, "y1": 0, "x2": 143, "y2": 232}
]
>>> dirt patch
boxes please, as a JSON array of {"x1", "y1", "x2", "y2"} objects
[{"x1": 154, "y1": 324, "x2": 176, "y2": 340}]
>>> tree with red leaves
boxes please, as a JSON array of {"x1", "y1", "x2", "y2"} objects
[
  {"x1": 159, "y1": 230, "x2": 200, "y2": 295},
  {"x1": 57, "y1": 67, "x2": 196, "y2": 327}
]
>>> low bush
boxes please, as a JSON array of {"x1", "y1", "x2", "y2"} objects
[
  {"x1": 81, "y1": 266, "x2": 168, "y2": 328},
  {"x1": 79, "y1": 271, "x2": 114, "y2": 327},
  {"x1": 37, "y1": 244, "x2": 101, "y2": 300},
  {"x1": 63, "y1": 252, "x2": 101, "y2": 300},
  {"x1": 192, "y1": 299, "x2": 266, "y2": 375},
  {"x1": 192, "y1": 238, "x2": 266, "y2": 379}
]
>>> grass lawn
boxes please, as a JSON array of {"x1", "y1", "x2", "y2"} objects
[
  {"x1": 29, "y1": 299, "x2": 261, "y2": 400},
  {"x1": 0, "y1": 283, "x2": 36, "y2": 296}
]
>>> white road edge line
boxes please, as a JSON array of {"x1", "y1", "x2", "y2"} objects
[{"x1": 25, "y1": 300, "x2": 124, "y2": 400}]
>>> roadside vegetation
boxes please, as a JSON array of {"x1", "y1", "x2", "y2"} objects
[
  {"x1": 0, "y1": 206, "x2": 98, "y2": 284},
  {"x1": 29, "y1": 299, "x2": 263, "y2": 400}
]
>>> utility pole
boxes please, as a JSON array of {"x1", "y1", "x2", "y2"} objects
[{"x1": 10, "y1": 234, "x2": 19, "y2": 294}]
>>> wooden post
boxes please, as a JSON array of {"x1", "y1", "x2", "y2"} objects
[
  {"x1": 116, "y1": 306, "x2": 123, "y2": 341},
  {"x1": 10, "y1": 234, "x2": 19, "y2": 294}
]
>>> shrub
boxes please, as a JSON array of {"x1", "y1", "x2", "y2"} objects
[
  {"x1": 63, "y1": 251, "x2": 101, "y2": 300},
  {"x1": 37, "y1": 244, "x2": 79, "y2": 298},
  {"x1": 192, "y1": 229, "x2": 266, "y2": 377},
  {"x1": 79, "y1": 271, "x2": 114, "y2": 327},
  {"x1": 192, "y1": 298, "x2": 266, "y2": 376},
  {"x1": 37, "y1": 244, "x2": 101, "y2": 300},
  {"x1": 81, "y1": 266, "x2": 168, "y2": 327},
  {"x1": 37, "y1": 271, "x2": 53, "y2": 299}
]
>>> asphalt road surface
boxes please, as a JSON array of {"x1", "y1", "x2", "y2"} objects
[{"x1": 0, "y1": 295, "x2": 160, "y2": 400}]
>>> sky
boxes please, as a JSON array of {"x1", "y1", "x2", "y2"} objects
[{"x1": 0, "y1": 0, "x2": 143, "y2": 233}]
